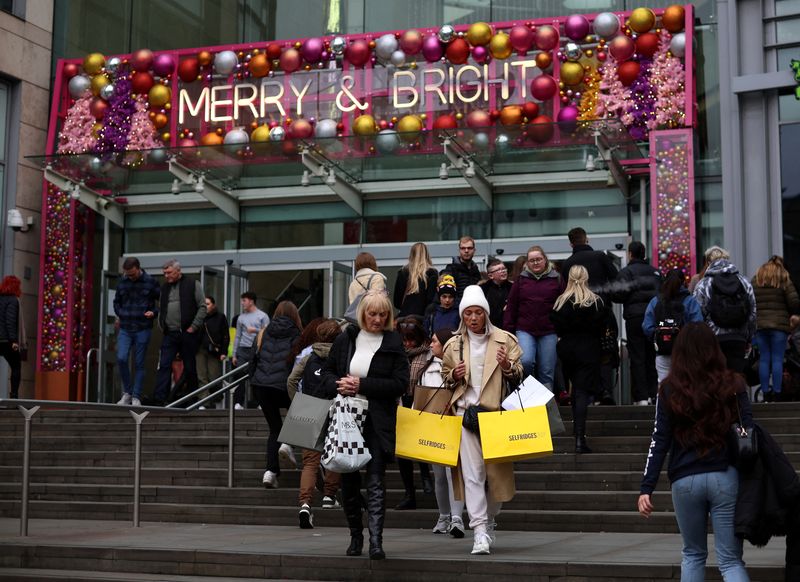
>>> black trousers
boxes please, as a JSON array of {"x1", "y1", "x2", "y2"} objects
[
  {"x1": 719, "y1": 339, "x2": 748, "y2": 374},
  {"x1": 559, "y1": 344, "x2": 600, "y2": 438},
  {"x1": 626, "y1": 316, "x2": 658, "y2": 401},
  {"x1": 252, "y1": 385, "x2": 291, "y2": 474},
  {"x1": 0, "y1": 343, "x2": 21, "y2": 398}
]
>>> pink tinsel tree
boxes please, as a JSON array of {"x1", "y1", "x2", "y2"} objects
[
  {"x1": 596, "y1": 57, "x2": 633, "y2": 126},
  {"x1": 650, "y1": 29, "x2": 686, "y2": 129},
  {"x1": 57, "y1": 93, "x2": 97, "y2": 154},
  {"x1": 126, "y1": 97, "x2": 162, "y2": 151}
]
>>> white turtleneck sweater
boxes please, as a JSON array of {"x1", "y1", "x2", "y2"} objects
[
  {"x1": 457, "y1": 329, "x2": 489, "y2": 409},
  {"x1": 349, "y1": 330, "x2": 384, "y2": 377}
]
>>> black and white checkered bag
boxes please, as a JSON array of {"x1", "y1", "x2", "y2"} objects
[{"x1": 321, "y1": 394, "x2": 371, "y2": 473}]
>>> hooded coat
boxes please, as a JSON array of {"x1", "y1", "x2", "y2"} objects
[
  {"x1": 693, "y1": 259, "x2": 757, "y2": 342},
  {"x1": 250, "y1": 315, "x2": 301, "y2": 390}
]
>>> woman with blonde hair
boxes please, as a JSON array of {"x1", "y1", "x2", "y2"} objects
[
  {"x1": 394, "y1": 242, "x2": 439, "y2": 320},
  {"x1": 550, "y1": 265, "x2": 611, "y2": 454},
  {"x1": 752, "y1": 255, "x2": 800, "y2": 401}
]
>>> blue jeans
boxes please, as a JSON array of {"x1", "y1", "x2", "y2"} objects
[
  {"x1": 516, "y1": 331, "x2": 557, "y2": 388},
  {"x1": 671, "y1": 466, "x2": 749, "y2": 581},
  {"x1": 754, "y1": 330, "x2": 788, "y2": 394},
  {"x1": 117, "y1": 328, "x2": 152, "y2": 399}
]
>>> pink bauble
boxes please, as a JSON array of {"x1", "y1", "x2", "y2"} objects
[
  {"x1": 346, "y1": 40, "x2": 370, "y2": 67},
  {"x1": 471, "y1": 45, "x2": 488, "y2": 63},
  {"x1": 509, "y1": 25, "x2": 534, "y2": 53},
  {"x1": 422, "y1": 35, "x2": 444, "y2": 62},
  {"x1": 466, "y1": 109, "x2": 492, "y2": 129},
  {"x1": 178, "y1": 138, "x2": 198, "y2": 148},
  {"x1": 280, "y1": 48, "x2": 302, "y2": 72},
  {"x1": 564, "y1": 14, "x2": 591, "y2": 41},
  {"x1": 400, "y1": 30, "x2": 423, "y2": 55},
  {"x1": 557, "y1": 105, "x2": 580, "y2": 131},
  {"x1": 131, "y1": 49, "x2": 154, "y2": 72},
  {"x1": 535, "y1": 25, "x2": 559, "y2": 51},
  {"x1": 530, "y1": 74, "x2": 558, "y2": 101},
  {"x1": 609, "y1": 36, "x2": 635, "y2": 61},
  {"x1": 302, "y1": 38, "x2": 324, "y2": 62},
  {"x1": 151, "y1": 54, "x2": 173, "y2": 77}
]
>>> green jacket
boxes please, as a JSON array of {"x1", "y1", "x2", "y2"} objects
[{"x1": 752, "y1": 280, "x2": 800, "y2": 333}]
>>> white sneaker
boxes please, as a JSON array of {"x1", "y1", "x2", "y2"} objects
[
  {"x1": 298, "y1": 503, "x2": 314, "y2": 529},
  {"x1": 634, "y1": 399, "x2": 650, "y2": 406},
  {"x1": 117, "y1": 393, "x2": 132, "y2": 405},
  {"x1": 471, "y1": 532, "x2": 491, "y2": 555},
  {"x1": 131, "y1": 397, "x2": 141, "y2": 407},
  {"x1": 279, "y1": 443, "x2": 298, "y2": 468},
  {"x1": 449, "y1": 516, "x2": 465, "y2": 538},
  {"x1": 234, "y1": 403, "x2": 244, "y2": 410},
  {"x1": 321, "y1": 496, "x2": 340, "y2": 509},
  {"x1": 262, "y1": 470, "x2": 278, "y2": 488},
  {"x1": 198, "y1": 405, "x2": 206, "y2": 410},
  {"x1": 432, "y1": 515, "x2": 451, "y2": 534},
  {"x1": 487, "y1": 520, "x2": 497, "y2": 546}
]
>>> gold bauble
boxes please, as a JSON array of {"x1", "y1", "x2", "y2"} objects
[
  {"x1": 661, "y1": 5, "x2": 685, "y2": 33},
  {"x1": 396, "y1": 114, "x2": 423, "y2": 141},
  {"x1": 560, "y1": 61, "x2": 584, "y2": 86},
  {"x1": 148, "y1": 84, "x2": 171, "y2": 107},
  {"x1": 200, "y1": 132, "x2": 224, "y2": 146},
  {"x1": 352, "y1": 114, "x2": 377, "y2": 136},
  {"x1": 488, "y1": 31, "x2": 512, "y2": 60},
  {"x1": 251, "y1": 125, "x2": 271, "y2": 142},
  {"x1": 90, "y1": 74, "x2": 110, "y2": 96},
  {"x1": 499, "y1": 105, "x2": 523, "y2": 126},
  {"x1": 466, "y1": 22, "x2": 493, "y2": 46},
  {"x1": 629, "y1": 7, "x2": 656, "y2": 33},
  {"x1": 83, "y1": 52, "x2": 106, "y2": 75}
]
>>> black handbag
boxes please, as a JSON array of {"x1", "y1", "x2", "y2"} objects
[
  {"x1": 731, "y1": 397, "x2": 757, "y2": 469},
  {"x1": 462, "y1": 404, "x2": 488, "y2": 436}
]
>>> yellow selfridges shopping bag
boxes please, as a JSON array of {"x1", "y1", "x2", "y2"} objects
[
  {"x1": 395, "y1": 405, "x2": 462, "y2": 467},
  {"x1": 479, "y1": 405, "x2": 553, "y2": 464}
]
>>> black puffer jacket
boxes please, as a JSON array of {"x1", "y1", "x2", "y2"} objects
[
  {"x1": 321, "y1": 325, "x2": 409, "y2": 455},
  {"x1": 560, "y1": 244, "x2": 618, "y2": 293},
  {"x1": 612, "y1": 259, "x2": 662, "y2": 320},
  {"x1": 0, "y1": 296, "x2": 19, "y2": 342},
  {"x1": 441, "y1": 258, "x2": 480, "y2": 299},
  {"x1": 250, "y1": 316, "x2": 300, "y2": 390}
]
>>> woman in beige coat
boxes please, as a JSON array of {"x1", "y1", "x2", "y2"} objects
[{"x1": 441, "y1": 285, "x2": 523, "y2": 555}]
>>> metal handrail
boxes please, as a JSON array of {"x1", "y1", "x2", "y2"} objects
[
  {"x1": 85, "y1": 348, "x2": 100, "y2": 402},
  {"x1": 166, "y1": 362, "x2": 250, "y2": 409}
]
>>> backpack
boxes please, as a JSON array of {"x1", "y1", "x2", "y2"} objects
[
  {"x1": 343, "y1": 273, "x2": 378, "y2": 324},
  {"x1": 301, "y1": 351, "x2": 327, "y2": 399},
  {"x1": 653, "y1": 300, "x2": 684, "y2": 355},
  {"x1": 706, "y1": 272, "x2": 750, "y2": 328}
]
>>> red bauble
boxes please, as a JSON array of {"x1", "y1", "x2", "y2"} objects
[
  {"x1": 290, "y1": 118, "x2": 313, "y2": 139},
  {"x1": 266, "y1": 43, "x2": 283, "y2": 60},
  {"x1": 530, "y1": 74, "x2": 558, "y2": 101},
  {"x1": 63, "y1": 63, "x2": 80, "y2": 79},
  {"x1": 89, "y1": 97, "x2": 108, "y2": 120},
  {"x1": 528, "y1": 115, "x2": 554, "y2": 143},
  {"x1": 280, "y1": 48, "x2": 302, "y2": 73},
  {"x1": 432, "y1": 114, "x2": 458, "y2": 130},
  {"x1": 346, "y1": 40, "x2": 371, "y2": 67},
  {"x1": 446, "y1": 38, "x2": 470, "y2": 65},
  {"x1": 130, "y1": 49, "x2": 154, "y2": 72},
  {"x1": 178, "y1": 138, "x2": 197, "y2": 148},
  {"x1": 509, "y1": 24, "x2": 534, "y2": 53},
  {"x1": 618, "y1": 61, "x2": 641, "y2": 86},
  {"x1": 131, "y1": 72, "x2": 155, "y2": 94},
  {"x1": 466, "y1": 110, "x2": 492, "y2": 129},
  {"x1": 635, "y1": 32, "x2": 660, "y2": 58},
  {"x1": 522, "y1": 102, "x2": 540, "y2": 120},
  {"x1": 177, "y1": 58, "x2": 200, "y2": 83}
]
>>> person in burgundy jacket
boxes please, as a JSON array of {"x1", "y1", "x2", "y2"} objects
[{"x1": 503, "y1": 245, "x2": 565, "y2": 388}]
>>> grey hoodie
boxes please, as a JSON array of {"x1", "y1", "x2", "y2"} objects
[{"x1": 693, "y1": 259, "x2": 757, "y2": 341}]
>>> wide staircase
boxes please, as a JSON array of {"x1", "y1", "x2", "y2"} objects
[{"x1": 0, "y1": 402, "x2": 796, "y2": 580}]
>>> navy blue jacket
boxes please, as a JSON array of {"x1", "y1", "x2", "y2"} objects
[{"x1": 113, "y1": 271, "x2": 160, "y2": 332}]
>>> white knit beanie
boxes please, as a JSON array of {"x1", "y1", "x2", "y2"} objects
[{"x1": 459, "y1": 285, "x2": 491, "y2": 318}]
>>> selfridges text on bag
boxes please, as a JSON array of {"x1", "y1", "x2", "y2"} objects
[
  {"x1": 321, "y1": 394, "x2": 371, "y2": 473},
  {"x1": 707, "y1": 272, "x2": 750, "y2": 328}
]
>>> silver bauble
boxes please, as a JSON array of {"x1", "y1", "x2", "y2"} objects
[
  {"x1": 314, "y1": 118, "x2": 338, "y2": 139},
  {"x1": 105, "y1": 56, "x2": 121, "y2": 75},
  {"x1": 268, "y1": 126, "x2": 286, "y2": 142},
  {"x1": 89, "y1": 157, "x2": 103, "y2": 173},
  {"x1": 390, "y1": 50, "x2": 406, "y2": 67},
  {"x1": 375, "y1": 129, "x2": 401, "y2": 154},
  {"x1": 375, "y1": 33, "x2": 399, "y2": 61},
  {"x1": 148, "y1": 148, "x2": 167, "y2": 164},
  {"x1": 564, "y1": 42, "x2": 583, "y2": 61},
  {"x1": 495, "y1": 133, "x2": 510, "y2": 152},
  {"x1": 473, "y1": 132, "x2": 490, "y2": 149},
  {"x1": 331, "y1": 36, "x2": 346, "y2": 56},
  {"x1": 100, "y1": 83, "x2": 115, "y2": 100},
  {"x1": 223, "y1": 127, "x2": 249, "y2": 145},
  {"x1": 214, "y1": 50, "x2": 238, "y2": 75},
  {"x1": 593, "y1": 12, "x2": 620, "y2": 38},
  {"x1": 669, "y1": 33, "x2": 686, "y2": 58},
  {"x1": 438, "y1": 24, "x2": 456, "y2": 43},
  {"x1": 68, "y1": 75, "x2": 91, "y2": 99}
]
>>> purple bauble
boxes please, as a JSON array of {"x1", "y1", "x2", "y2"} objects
[
  {"x1": 152, "y1": 54, "x2": 175, "y2": 77},
  {"x1": 557, "y1": 105, "x2": 580, "y2": 133},
  {"x1": 422, "y1": 35, "x2": 444, "y2": 62},
  {"x1": 564, "y1": 14, "x2": 591, "y2": 41},
  {"x1": 302, "y1": 37, "x2": 324, "y2": 63},
  {"x1": 472, "y1": 45, "x2": 488, "y2": 63}
]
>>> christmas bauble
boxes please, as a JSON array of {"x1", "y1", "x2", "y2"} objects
[
  {"x1": 83, "y1": 52, "x2": 106, "y2": 75},
  {"x1": 466, "y1": 22, "x2": 493, "y2": 46},
  {"x1": 662, "y1": 5, "x2": 685, "y2": 33},
  {"x1": 352, "y1": 114, "x2": 377, "y2": 136},
  {"x1": 489, "y1": 32, "x2": 512, "y2": 59},
  {"x1": 629, "y1": 8, "x2": 656, "y2": 33}
]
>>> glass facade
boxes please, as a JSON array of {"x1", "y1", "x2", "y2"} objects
[{"x1": 0, "y1": 81, "x2": 7, "y2": 214}]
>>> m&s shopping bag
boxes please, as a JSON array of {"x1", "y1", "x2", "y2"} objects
[
  {"x1": 478, "y1": 405, "x2": 553, "y2": 464},
  {"x1": 395, "y1": 406, "x2": 462, "y2": 467}
]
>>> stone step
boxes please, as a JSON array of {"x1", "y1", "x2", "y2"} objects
[{"x1": 0, "y1": 569, "x2": 293, "y2": 582}]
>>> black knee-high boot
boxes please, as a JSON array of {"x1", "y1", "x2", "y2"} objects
[
  {"x1": 341, "y1": 477, "x2": 364, "y2": 556},
  {"x1": 365, "y1": 471, "x2": 386, "y2": 560}
]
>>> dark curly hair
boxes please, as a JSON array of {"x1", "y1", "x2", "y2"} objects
[{"x1": 661, "y1": 322, "x2": 742, "y2": 456}]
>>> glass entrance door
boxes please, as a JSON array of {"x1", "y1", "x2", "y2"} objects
[{"x1": 330, "y1": 261, "x2": 353, "y2": 318}]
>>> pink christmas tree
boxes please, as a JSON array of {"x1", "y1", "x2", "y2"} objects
[
  {"x1": 596, "y1": 57, "x2": 633, "y2": 126},
  {"x1": 126, "y1": 97, "x2": 162, "y2": 151},
  {"x1": 650, "y1": 29, "x2": 686, "y2": 129},
  {"x1": 57, "y1": 93, "x2": 97, "y2": 154}
]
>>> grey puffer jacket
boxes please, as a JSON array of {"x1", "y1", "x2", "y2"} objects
[{"x1": 693, "y1": 260, "x2": 757, "y2": 342}]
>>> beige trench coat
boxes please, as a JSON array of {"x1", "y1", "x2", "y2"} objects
[{"x1": 441, "y1": 328, "x2": 523, "y2": 503}]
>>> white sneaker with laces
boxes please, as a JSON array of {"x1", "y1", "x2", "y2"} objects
[
  {"x1": 471, "y1": 532, "x2": 491, "y2": 555},
  {"x1": 298, "y1": 503, "x2": 313, "y2": 529},
  {"x1": 487, "y1": 521, "x2": 497, "y2": 546},
  {"x1": 321, "y1": 496, "x2": 340, "y2": 509},
  {"x1": 262, "y1": 470, "x2": 278, "y2": 488},
  {"x1": 432, "y1": 515, "x2": 451, "y2": 534},
  {"x1": 198, "y1": 405, "x2": 206, "y2": 410},
  {"x1": 234, "y1": 403, "x2": 244, "y2": 410},
  {"x1": 449, "y1": 516, "x2": 465, "y2": 538},
  {"x1": 279, "y1": 443, "x2": 298, "y2": 468},
  {"x1": 131, "y1": 397, "x2": 141, "y2": 407},
  {"x1": 117, "y1": 393, "x2": 132, "y2": 405},
  {"x1": 634, "y1": 399, "x2": 650, "y2": 406}
]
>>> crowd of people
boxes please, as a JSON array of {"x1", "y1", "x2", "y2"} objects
[{"x1": 96, "y1": 228, "x2": 800, "y2": 569}]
